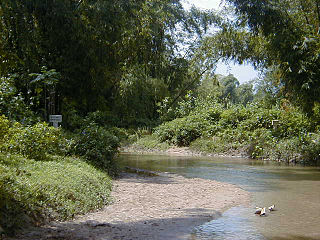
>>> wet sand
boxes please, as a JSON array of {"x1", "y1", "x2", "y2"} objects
[{"x1": 9, "y1": 172, "x2": 250, "y2": 240}]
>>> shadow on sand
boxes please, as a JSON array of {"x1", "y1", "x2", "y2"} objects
[{"x1": 5, "y1": 213, "x2": 221, "y2": 240}]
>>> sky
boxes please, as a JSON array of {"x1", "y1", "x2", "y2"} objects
[{"x1": 182, "y1": 0, "x2": 260, "y2": 83}]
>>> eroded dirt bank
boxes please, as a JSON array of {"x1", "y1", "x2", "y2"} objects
[{"x1": 8, "y1": 172, "x2": 250, "y2": 240}]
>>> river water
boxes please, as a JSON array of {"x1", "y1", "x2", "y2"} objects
[{"x1": 117, "y1": 153, "x2": 320, "y2": 240}]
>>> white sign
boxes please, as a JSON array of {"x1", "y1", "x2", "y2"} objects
[{"x1": 49, "y1": 115, "x2": 62, "y2": 122}]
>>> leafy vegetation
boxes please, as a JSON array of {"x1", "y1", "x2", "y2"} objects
[
  {"x1": 71, "y1": 123, "x2": 120, "y2": 175},
  {"x1": 0, "y1": 154, "x2": 112, "y2": 235},
  {"x1": 1, "y1": 121, "x2": 62, "y2": 160},
  {"x1": 2, "y1": 0, "x2": 320, "y2": 237},
  {"x1": 151, "y1": 87, "x2": 320, "y2": 164},
  {"x1": 0, "y1": 115, "x2": 119, "y2": 235}
]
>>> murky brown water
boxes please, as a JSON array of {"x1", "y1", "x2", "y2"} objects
[{"x1": 117, "y1": 153, "x2": 320, "y2": 240}]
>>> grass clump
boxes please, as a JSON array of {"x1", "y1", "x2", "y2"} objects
[
  {"x1": 0, "y1": 154, "x2": 112, "y2": 235},
  {"x1": 133, "y1": 135, "x2": 170, "y2": 151}
]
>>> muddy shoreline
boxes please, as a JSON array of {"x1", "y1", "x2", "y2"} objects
[
  {"x1": 121, "y1": 145, "x2": 250, "y2": 159},
  {"x1": 9, "y1": 171, "x2": 250, "y2": 240}
]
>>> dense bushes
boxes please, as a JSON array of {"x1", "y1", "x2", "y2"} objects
[
  {"x1": 0, "y1": 154, "x2": 112, "y2": 235},
  {"x1": 0, "y1": 76, "x2": 39, "y2": 124},
  {"x1": 155, "y1": 115, "x2": 209, "y2": 146},
  {"x1": 153, "y1": 101, "x2": 320, "y2": 164},
  {"x1": 0, "y1": 115, "x2": 9, "y2": 143},
  {"x1": 1, "y1": 121, "x2": 62, "y2": 160},
  {"x1": 0, "y1": 113, "x2": 121, "y2": 235},
  {"x1": 0, "y1": 115, "x2": 121, "y2": 174},
  {"x1": 72, "y1": 123, "x2": 120, "y2": 175}
]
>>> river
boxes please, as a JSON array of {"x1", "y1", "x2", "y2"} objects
[{"x1": 117, "y1": 153, "x2": 320, "y2": 240}]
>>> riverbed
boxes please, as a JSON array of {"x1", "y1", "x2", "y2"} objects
[
  {"x1": 7, "y1": 156, "x2": 249, "y2": 240},
  {"x1": 117, "y1": 153, "x2": 320, "y2": 240}
]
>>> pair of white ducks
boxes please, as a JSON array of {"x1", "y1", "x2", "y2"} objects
[{"x1": 255, "y1": 205, "x2": 275, "y2": 216}]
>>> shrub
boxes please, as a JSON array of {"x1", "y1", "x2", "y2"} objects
[
  {"x1": 72, "y1": 123, "x2": 120, "y2": 175},
  {"x1": 2, "y1": 122, "x2": 62, "y2": 160},
  {"x1": 0, "y1": 75, "x2": 38, "y2": 123},
  {"x1": 133, "y1": 135, "x2": 170, "y2": 151},
  {"x1": 83, "y1": 110, "x2": 120, "y2": 127},
  {"x1": 238, "y1": 106, "x2": 280, "y2": 132},
  {"x1": 189, "y1": 137, "x2": 229, "y2": 153},
  {"x1": 246, "y1": 128, "x2": 274, "y2": 159},
  {"x1": 299, "y1": 133, "x2": 320, "y2": 163},
  {"x1": 0, "y1": 154, "x2": 112, "y2": 235},
  {"x1": 277, "y1": 109, "x2": 312, "y2": 138},
  {"x1": 270, "y1": 133, "x2": 320, "y2": 164},
  {"x1": 0, "y1": 115, "x2": 10, "y2": 143},
  {"x1": 110, "y1": 127, "x2": 129, "y2": 143},
  {"x1": 269, "y1": 137, "x2": 301, "y2": 163},
  {"x1": 154, "y1": 113, "x2": 209, "y2": 146},
  {"x1": 219, "y1": 105, "x2": 252, "y2": 128}
]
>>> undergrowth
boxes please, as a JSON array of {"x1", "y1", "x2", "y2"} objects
[
  {"x1": 132, "y1": 135, "x2": 170, "y2": 151},
  {"x1": 0, "y1": 154, "x2": 112, "y2": 236}
]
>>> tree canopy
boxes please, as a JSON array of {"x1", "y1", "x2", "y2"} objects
[
  {"x1": 0, "y1": 0, "x2": 218, "y2": 126},
  {"x1": 222, "y1": 0, "x2": 320, "y2": 114}
]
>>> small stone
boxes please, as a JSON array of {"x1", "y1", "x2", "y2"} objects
[{"x1": 85, "y1": 220, "x2": 111, "y2": 228}]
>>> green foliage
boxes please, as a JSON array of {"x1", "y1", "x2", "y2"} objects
[
  {"x1": 189, "y1": 137, "x2": 231, "y2": 154},
  {"x1": 219, "y1": 74, "x2": 240, "y2": 104},
  {"x1": 0, "y1": 154, "x2": 112, "y2": 235},
  {"x1": 223, "y1": 0, "x2": 320, "y2": 114},
  {"x1": 0, "y1": 76, "x2": 38, "y2": 123},
  {"x1": 235, "y1": 82, "x2": 254, "y2": 106},
  {"x1": 0, "y1": 115, "x2": 9, "y2": 143},
  {"x1": 154, "y1": 113, "x2": 210, "y2": 146},
  {"x1": 299, "y1": 133, "x2": 320, "y2": 163},
  {"x1": 153, "y1": 94, "x2": 318, "y2": 163},
  {"x1": 252, "y1": 69, "x2": 282, "y2": 108},
  {"x1": 220, "y1": 105, "x2": 252, "y2": 128},
  {"x1": 277, "y1": 106, "x2": 312, "y2": 138},
  {"x1": 1, "y1": 121, "x2": 62, "y2": 160},
  {"x1": 175, "y1": 91, "x2": 197, "y2": 117},
  {"x1": 133, "y1": 135, "x2": 171, "y2": 152},
  {"x1": 246, "y1": 128, "x2": 274, "y2": 159},
  {"x1": 85, "y1": 111, "x2": 115, "y2": 126},
  {"x1": 28, "y1": 67, "x2": 61, "y2": 119},
  {"x1": 113, "y1": 66, "x2": 167, "y2": 127},
  {"x1": 0, "y1": 0, "x2": 217, "y2": 125},
  {"x1": 72, "y1": 123, "x2": 120, "y2": 175}
]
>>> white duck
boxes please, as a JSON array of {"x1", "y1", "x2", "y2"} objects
[
  {"x1": 255, "y1": 207, "x2": 263, "y2": 214},
  {"x1": 268, "y1": 204, "x2": 275, "y2": 212},
  {"x1": 260, "y1": 207, "x2": 266, "y2": 216}
]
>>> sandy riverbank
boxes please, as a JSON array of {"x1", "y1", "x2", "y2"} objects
[
  {"x1": 9, "y1": 171, "x2": 250, "y2": 240},
  {"x1": 121, "y1": 145, "x2": 249, "y2": 158}
]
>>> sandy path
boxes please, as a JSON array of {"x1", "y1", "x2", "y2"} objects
[{"x1": 9, "y1": 172, "x2": 250, "y2": 240}]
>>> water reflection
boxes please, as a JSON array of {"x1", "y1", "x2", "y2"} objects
[{"x1": 117, "y1": 153, "x2": 320, "y2": 240}]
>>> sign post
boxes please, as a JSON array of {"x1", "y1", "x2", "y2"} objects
[
  {"x1": 272, "y1": 120, "x2": 280, "y2": 129},
  {"x1": 49, "y1": 115, "x2": 62, "y2": 128}
]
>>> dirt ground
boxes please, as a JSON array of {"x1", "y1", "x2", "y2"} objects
[{"x1": 9, "y1": 171, "x2": 250, "y2": 240}]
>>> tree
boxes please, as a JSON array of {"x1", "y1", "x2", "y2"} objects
[
  {"x1": 0, "y1": 0, "x2": 217, "y2": 125},
  {"x1": 219, "y1": 74, "x2": 240, "y2": 104},
  {"x1": 253, "y1": 68, "x2": 283, "y2": 108},
  {"x1": 236, "y1": 82, "x2": 254, "y2": 106},
  {"x1": 225, "y1": 0, "x2": 320, "y2": 114}
]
